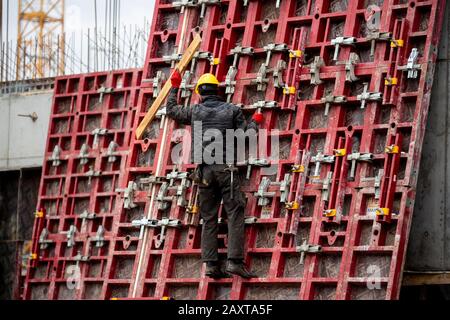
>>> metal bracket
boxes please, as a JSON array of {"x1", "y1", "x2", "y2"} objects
[
  {"x1": 347, "y1": 152, "x2": 374, "y2": 180},
  {"x1": 85, "y1": 166, "x2": 102, "y2": 185},
  {"x1": 163, "y1": 51, "x2": 182, "y2": 68},
  {"x1": 220, "y1": 66, "x2": 238, "y2": 103},
  {"x1": 245, "y1": 158, "x2": 270, "y2": 180},
  {"x1": 263, "y1": 43, "x2": 289, "y2": 65},
  {"x1": 254, "y1": 174, "x2": 292, "y2": 206},
  {"x1": 132, "y1": 217, "x2": 182, "y2": 248},
  {"x1": 97, "y1": 87, "x2": 114, "y2": 103},
  {"x1": 107, "y1": 141, "x2": 119, "y2": 163},
  {"x1": 311, "y1": 152, "x2": 335, "y2": 178},
  {"x1": 357, "y1": 83, "x2": 382, "y2": 109},
  {"x1": 198, "y1": 0, "x2": 221, "y2": 18},
  {"x1": 180, "y1": 71, "x2": 195, "y2": 98},
  {"x1": 273, "y1": 60, "x2": 287, "y2": 89},
  {"x1": 367, "y1": 31, "x2": 392, "y2": 57},
  {"x1": 91, "y1": 225, "x2": 105, "y2": 248},
  {"x1": 61, "y1": 225, "x2": 77, "y2": 248},
  {"x1": 49, "y1": 145, "x2": 62, "y2": 167},
  {"x1": 321, "y1": 95, "x2": 347, "y2": 116},
  {"x1": 296, "y1": 240, "x2": 322, "y2": 265},
  {"x1": 152, "y1": 71, "x2": 167, "y2": 98},
  {"x1": 80, "y1": 210, "x2": 97, "y2": 223},
  {"x1": 79, "y1": 143, "x2": 90, "y2": 165},
  {"x1": 321, "y1": 171, "x2": 333, "y2": 202},
  {"x1": 92, "y1": 128, "x2": 109, "y2": 148},
  {"x1": 250, "y1": 100, "x2": 279, "y2": 110},
  {"x1": 173, "y1": 0, "x2": 200, "y2": 13},
  {"x1": 398, "y1": 48, "x2": 421, "y2": 79},
  {"x1": 331, "y1": 37, "x2": 357, "y2": 61},
  {"x1": 337, "y1": 52, "x2": 360, "y2": 82},
  {"x1": 310, "y1": 56, "x2": 325, "y2": 85},
  {"x1": 39, "y1": 228, "x2": 53, "y2": 250},
  {"x1": 374, "y1": 169, "x2": 384, "y2": 200},
  {"x1": 72, "y1": 250, "x2": 90, "y2": 264},
  {"x1": 116, "y1": 181, "x2": 138, "y2": 209},
  {"x1": 253, "y1": 63, "x2": 269, "y2": 91}
]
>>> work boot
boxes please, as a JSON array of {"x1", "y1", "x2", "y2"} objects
[
  {"x1": 226, "y1": 260, "x2": 257, "y2": 279},
  {"x1": 205, "y1": 262, "x2": 228, "y2": 279}
]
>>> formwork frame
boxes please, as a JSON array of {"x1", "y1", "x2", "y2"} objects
[{"x1": 24, "y1": 0, "x2": 447, "y2": 301}]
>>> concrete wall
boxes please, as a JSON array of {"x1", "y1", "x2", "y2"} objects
[
  {"x1": 0, "y1": 91, "x2": 52, "y2": 171},
  {"x1": 406, "y1": 3, "x2": 450, "y2": 272}
]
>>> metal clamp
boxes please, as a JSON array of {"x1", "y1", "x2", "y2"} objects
[
  {"x1": 92, "y1": 128, "x2": 109, "y2": 148},
  {"x1": 321, "y1": 171, "x2": 333, "y2": 202},
  {"x1": 254, "y1": 174, "x2": 292, "y2": 206},
  {"x1": 273, "y1": 60, "x2": 288, "y2": 89},
  {"x1": 367, "y1": 31, "x2": 392, "y2": 57},
  {"x1": 163, "y1": 51, "x2": 182, "y2": 68},
  {"x1": 152, "y1": 71, "x2": 167, "y2": 98},
  {"x1": 97, "y1": 87, "x2": 114, "y2": 103},
  {"x1": 296, "y1": 240, "x2": 322, "y2": 265},
  {"x1": 116, "y1": 181, "x2": 138, "y2": 209},
  {"x1": 220, "y1": 66, "x2": 238, "y2": 103},
  {"x1": 107, "y1": 141, "x2": 119, "y2": 163},
  {"x1": 92, "y1": 226, "x2": 105, "y2": 248},
  {"x1": 245, "y1": 158, "x2": 270, "y2": 180},
  {"x1": 198, "y1": 0, "x2": 221, "y2": 18},
  {"x1": 357, "y1": 83, "x2": 382, "y2": 109},
  {"x1": 39, "y1": 228, "x2": 53, "y2": 250},
  {"x1": 49, "y1": 145, "x2": 62, "y2": 167},
  {"x1": 61, "y1": 225, "x2": 77, "y2": 248},
  {"x1": 72, "y1": 251, "x2": 90, "y2": 263},
  {"x1": 398, "y1": 48, "x2": 421, "y2": 79},
  {"x1": 85, "y1": 166, "x2": 102, "y2": 185},
  {"x1": 374, "y1": 169, "x2": 384, "y2": 200},
  {"x1": 336, "y1": 52, "x2": 360, "y2": 82},
  {"x1": 331, "y1": 37, "x2": 357, "y2": 61},
  {"x1": 311, "y1": 152, "x2": 335, "y2": 178},
  {"x1": 310, "y1": 56, "x2": 325, "y2": 85},
  {"x1": 321, "y1": 95, "x2": 347, "y2": 116},
  {"x1": 347, "y1": 152, "x2": 374, "y2": 180},
  {"x1": 79, "y1": 143, "x2": 90, "y2": 165},
  {"x1": 132, "y1": 217, "x2": 182, "y2": 248}
]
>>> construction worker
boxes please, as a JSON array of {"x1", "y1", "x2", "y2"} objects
[{"x1": 166, "y1": 70, "x2": 263, "y2": 279}]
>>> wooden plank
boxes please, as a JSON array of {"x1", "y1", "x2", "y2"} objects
[
  {"x1": 402, "y1": 272, "x2": 450, "y2": 286},
  {"x1": 135, "y1": 34, "x2": 202, "y2": 140}
]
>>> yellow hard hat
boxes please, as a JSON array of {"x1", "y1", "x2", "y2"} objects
[{"x1": 195, "y1": 73, "x2": 220, "y2": 95}]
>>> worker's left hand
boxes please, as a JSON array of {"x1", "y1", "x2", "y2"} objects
[{"x1": 171, "y1": 70, "x2": 182, "y2": 88}]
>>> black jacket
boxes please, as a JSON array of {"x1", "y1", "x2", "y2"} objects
[{"x1": 166, "y1": 88, "x2": 258, "y2": 165}]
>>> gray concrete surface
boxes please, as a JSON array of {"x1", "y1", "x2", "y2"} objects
[
  {"x1": 406, "y1": 3, "x2": 450, "y2": 272},
  {"x1": 0, "y1": 91, "x2": 52, "y2": 171}
]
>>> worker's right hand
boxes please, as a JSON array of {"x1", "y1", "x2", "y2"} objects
[
  {"x1": 171, "y1": 70, "x2": 182, "y2": 88},
  {"x1": 252, "y1": 112, "x2": 264, "y2": 125}
]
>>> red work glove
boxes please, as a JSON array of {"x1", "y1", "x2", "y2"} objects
[
  {"x1": 171, "y1": 70, "x2": 182, "y2": 88},
  {"x1": 252, "y1": 112, "x2": 264, "y2": 125}
]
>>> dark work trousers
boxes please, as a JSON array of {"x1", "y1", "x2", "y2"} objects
[{"x1": 198, "y1": 164, "x2": 246, "y2": 262}]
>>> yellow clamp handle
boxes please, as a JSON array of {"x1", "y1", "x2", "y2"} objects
[
  {"x1": 286, "y1": 202, "x2": 300, "y2": 210},
  {"x1": 283, "y1": 87, "x2": 296, "y2": 95},
  {"x1": 334, "y1": 149, "x2": 347, "y2": 157},
  {"x1": 376, "y1": 208, "x2": 390, "y2": 216},
  {"x1": 385, "y1": 145, "x2": 400, "y2": 154},
  {"x1": 291, "y1": 164, "x2": 305, "y2": 173},
  {"x1": 290, "y1": 50, "x2": 303, "y2": 59},
  {"x1": 384, "y1": 77, "x2": 398, "y2": 86},
  {"x1": 390, "y1": 39, "x2": 404, "y2": 48},
  {"x1": 324, "y1": 209, "x2": 337, "y2": 217}
]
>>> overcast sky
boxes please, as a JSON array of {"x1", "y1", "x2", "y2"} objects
[{"x1": 1, "y1": 0, "x2": 155, "y2": 41}]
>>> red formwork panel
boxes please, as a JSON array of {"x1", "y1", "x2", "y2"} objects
[
  {"x1": 102, "y1": 0, "x2": 446, "y2": 301},
  {"x1": 22, "y1": 69, "x2": 142, "y2": 300}
]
